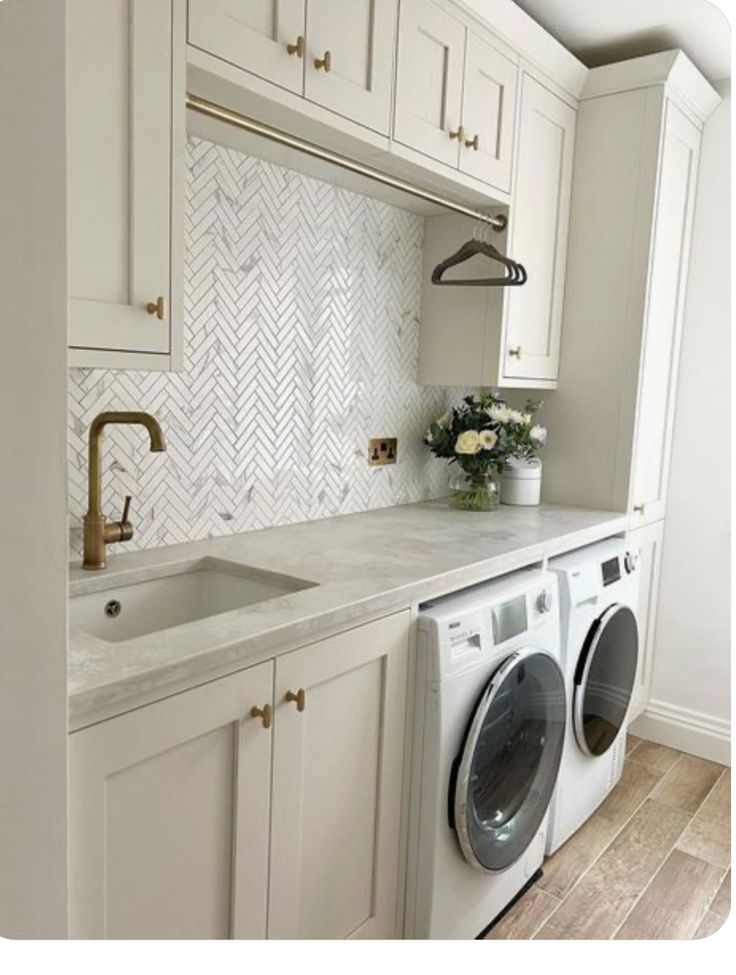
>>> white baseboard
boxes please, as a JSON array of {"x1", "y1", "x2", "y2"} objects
[{"x1": 631, "y1": 699, "x2": 731, "y2": 766}]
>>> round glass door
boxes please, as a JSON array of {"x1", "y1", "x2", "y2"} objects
[
  {"x1": 452, "y1": 649, "x2": 566, "y2": 873},
  {"x1": 573, "y1": 604, "x2": 639, "y2": 757}
]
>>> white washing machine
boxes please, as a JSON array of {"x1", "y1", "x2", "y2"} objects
[
  {"x1": 405, "y1": 568, "x2": 566, "y2": 940},
  {"x1": 546, "y1": 538, "x2": 640, "y2": 854}
]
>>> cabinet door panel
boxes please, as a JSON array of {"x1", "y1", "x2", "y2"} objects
[
  {"x1": 394, "y1": 0, "x2": 465, "y2": 166},
  {"x1": 188, "y1": 0, "x2": 306, "y2": 93},
  {"x1": 269, "y1": 612, "x2": 410, "y2": 939},
  {"x1": 630, "y1": 103, "x2": 700, "y2": 524},
  {"x1": 628, "y1": 520, "x2": 665, "y2": 721},
  {"x1": 70, "y1": 662, "x2": 273, "y2": 939},
  {"x1": 304, "y1": 0, "x2": 396, "y2": 134},
  {"x1": 459, "y1": 33, "x2": 517, "y2": 191},
  {"x1": 68, "y1": 0, "x2": 177, "y2": 355},
  {"x1": 502, "y1": 75, "x2": 575, "y2": 383}
]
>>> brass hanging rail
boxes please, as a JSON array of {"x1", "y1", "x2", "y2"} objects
[{"x1": 185, "y1": 93, "x2": 507, "y2": 232}]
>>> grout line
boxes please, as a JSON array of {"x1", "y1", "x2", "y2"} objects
[{"x1": 523, "y1": 890, "x2": 564, "y2": 940}]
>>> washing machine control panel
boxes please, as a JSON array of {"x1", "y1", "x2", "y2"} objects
[
  {"x1": 536, "y1": 590, "x2": 553, "y2": 614},
  {"x1": 624, "y1": 550, "x2": 639, "y2": 574}
]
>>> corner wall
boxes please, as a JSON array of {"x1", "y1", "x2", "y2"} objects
[
  {"x1": 0, "y1": 0, "x2": 69, "y2": 937},
  {"x1": 632, "y1": 81, "x2": 731, "y2": 764}
]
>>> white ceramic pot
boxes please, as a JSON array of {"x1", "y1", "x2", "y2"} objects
[{"x1": 500, "y1": 458, "x2": 542, "y2": 506}]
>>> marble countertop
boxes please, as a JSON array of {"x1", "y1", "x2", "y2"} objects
[{"x1": 68, "y1": 501, "x2": 630, "y2": 729}]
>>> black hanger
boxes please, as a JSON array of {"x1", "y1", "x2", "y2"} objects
[{"x1": 431, "y1": 237, "x2": 527, "y2": 287}]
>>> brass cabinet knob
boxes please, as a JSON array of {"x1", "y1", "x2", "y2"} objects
[
  {"x1": 633, "y1": 504, "x2": 645, "y2": 514},
  {"x1": 449, "y1": 125, "x2": 465, "y2": 142},
  {"x1": 508, "y1": 346, "x2": 522, "y2": 358},
  {"x1": 314, "y1": 50, "x2": 332, "y2": 72},
  {"x1": 286, "y1": 35, "x2": 305, "y2": 57},
  {"x1": 465, "y1": 133, "x2": 480, "y2": 151},
  {"x1": 250, "y1": 703, "x2": 272, "y2": 729},
  {"x1": 146, "y1": 296, "x2": 166, "y2": 320},
  {"x1": 285, "y1": 688, "x2": 306, "y2": 712}
]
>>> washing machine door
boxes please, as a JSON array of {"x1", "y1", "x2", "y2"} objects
[
  {"x1": 452, "y1": 648, "x2": 566, "y2": 873},
  {"x1": 573, "y1": 604, "x2": 639, "y2": 758}
]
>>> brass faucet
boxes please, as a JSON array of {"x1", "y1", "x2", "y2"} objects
[{"x1": 82, "y1": 411, "x2": 166, "y2": 570}]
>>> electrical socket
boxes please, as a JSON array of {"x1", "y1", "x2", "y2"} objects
[{"x1": 368, "y1": 437, "x2": 397, "y2": 466}]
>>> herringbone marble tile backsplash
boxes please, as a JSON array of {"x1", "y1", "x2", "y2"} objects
[{"x1": 67, "y1": 136, "x2": 453, "y2": 558}]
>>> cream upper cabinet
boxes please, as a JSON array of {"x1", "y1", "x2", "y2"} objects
[
  {"x1": 627, "y1": 520, "x2": 665, "y2": 721},
  {"x1": 629, "y1": 102, "x2": 701, "y2": 525},
  {"x1": 268, "y1": 612, "x2": 410, "y2": 939},
  {"x1": 394, "y1": 0, "x2": 466, "y2": 167},
  {"x1": 394, "y1": 0, "x2": 518, "y2": 191},
  {"x1": 67, "y1": 0, "x2": 185, "y2": 369},
  {"x1": 189, "y1": 0, "x2": 397, "y2": 135},
  {"x1": 304, "y1": 0, "x2": 397, "y2": 134},
  {"x1": 459, "y1": 32, "x2": 518, "y2": 192},
  {"x1": 70, "y1": 661, "x2": 274, "y2": 939},
  {"x1": 502, "y1": 74, "x2": 575, "y2": 384},
  {"x1": 188, "y1": 0, "x2": 306, "y2": 93},
  {"x1": 541, "y1": 54, "x2": 716, "y2": 519}
]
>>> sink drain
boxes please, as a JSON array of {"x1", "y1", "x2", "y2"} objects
[{"x1": 104, "y1": 599, "x2": 122, "y2": 619}]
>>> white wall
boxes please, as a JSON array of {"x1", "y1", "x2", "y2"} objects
[
  {"x1": 637, "y1": 81, "x2": 731, "y2": 761},
  {"x1": 0, "y1": 0, "x2": 69, "y2": 937}
]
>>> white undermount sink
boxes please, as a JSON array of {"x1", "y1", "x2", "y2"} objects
[{"x1": 70, "y1": 557, "x2": 316, "y2": 643}]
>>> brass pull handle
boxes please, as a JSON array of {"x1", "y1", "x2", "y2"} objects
[
  {"x1": 465, "y1": 133, "x2": 480, "y2": 151},
  {"x1": 250, "y1": 703, "x2": 272, "y2": 729},
  {"x1": 509, "y1": 346, "x2": 522, "y2": 358},
  {"x1": 314, "y1": 50, "x2": 332, "y2": 72},
  {"x1": 633, "y1": 504, "x2": 645, "y2": 514},
  {"x1": 449, "y1": 125, "x2": 465, "y2": 142},
  {"x1": 285, "y1": 688, "x2": 306, "y2": 712},
  {"x1": 146, "y1": 296, "x2": 166, "y2": 320},
  {"x1": 286, "y1": 35, "x2": 305, "y2": 57}
]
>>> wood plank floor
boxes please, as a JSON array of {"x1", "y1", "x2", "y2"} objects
[{"x1": 487, "y1": 737, "x2": 730, "y2": 940}]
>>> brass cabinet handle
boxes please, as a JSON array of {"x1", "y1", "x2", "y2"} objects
[
  {"x1": 146, "y1": 296, "x2": 166, "y2": 320},
  {"x1": 465, "y1": 133, "x2": 480, "y2": 151},
  {"x1": 314, "y1": 50, "x2": 332, "y2": 72},
  {"x1": 250, "y1": 703, "x2": 272, "y2": 729},
  {"x1": 285, "y1": 688, "x2": 306, "y2": 712},
  {"x1": 449, "y1": 125, "x2": 465, "y2": 142},
  {"x1": 286, "y1": 35, "x2": 305, "y2": 57},
  {"x1": 633, "y1": 504, "x2": 645, "y2": 514},
  {"x1": 508, "y1": 346, "x2": 522, "y2": 358}
]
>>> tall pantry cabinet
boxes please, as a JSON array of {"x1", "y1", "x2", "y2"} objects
[{"x1": 540, "y1": 52, "x2": 720, "y2": 720}]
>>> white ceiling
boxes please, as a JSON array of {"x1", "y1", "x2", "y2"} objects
[{"x1": 513, "y1": 0, "x2": 731, "y2": 82}]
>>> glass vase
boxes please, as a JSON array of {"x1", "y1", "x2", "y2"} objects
[{"x1": 448, "y1": 469, "x2": 500, "y2": 512}]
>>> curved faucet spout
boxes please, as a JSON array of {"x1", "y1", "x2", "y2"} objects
[{"x1": 83, "y1": 411, "x2": 166, "y2": 569}]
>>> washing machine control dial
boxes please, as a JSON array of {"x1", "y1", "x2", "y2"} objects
[
  {"x1": 536, "y1": 590, "x2": 553, "y2": 614},
  {"x1": 624, "y1": 551, "x2": 639, "y2": 574}
]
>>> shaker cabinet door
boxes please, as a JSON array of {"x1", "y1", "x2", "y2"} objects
[
  {"x1": 67, "y1": 0, "x2": 182, "y2": 362},
  {"x1": 627, "y1": 520, "x2": 665, "y2": 721},
  {"x1": 268, "y1": 612, "x2": 410, "y2": 939},
  {"x1": 459, "y1": 33, "x2": 518, "y2": 192},
  {"x1": 629, "y1": 102, "x2": 701, "y2": 526},
  {"x1": 304, "y1": 0, "x2": 397, "y2": 134},
  {"x1": 502, "y1": 75, "x2": 576, "y2": 384},
  {"x1": 188, "y1": 0, "x2": 306, "y2": 93},
  {"x1": 393, "y1": 0, "x2": 466, "y2": 167},
  {"x1": 70, "y1": 662, "x2": 274, "y2": 939}
]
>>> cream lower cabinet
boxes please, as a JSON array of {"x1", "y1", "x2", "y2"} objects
[
  {"x1": 67, "y1": 0, "x2": 185, "y2": 369},
  {"x1": 628, "y1": 520, "x2": 665, "y2": 721},
  {"x1": 70, "y1": 611, "x2": 410, "y2": 940}
]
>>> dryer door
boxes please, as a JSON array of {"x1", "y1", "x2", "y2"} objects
[
  {"x1": 573, "y1": 604, "x2": 639, "y2": 757},
  {"x1": 452, "y1": 649, "x2": 566, "y2": 873}
]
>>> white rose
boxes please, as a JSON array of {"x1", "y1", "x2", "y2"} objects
[
  {"x1": 455, "y1": 430, "x2": 482, "y2": 455},
  {"x1": 507, "y1": 409, "x2": 525, "y2": 424},
  {"x1": 530, "y1": 425, "x2": 547, "y2": 443},
  {"x1": 486, "y1": 404, "x2": 511, "y2": 424},
  {"x1": 522, "y1": 412, "x2": 533, "y2": 425},
  {"x1": 479, "y1": 429, "x2": 498, "y2": 450}
]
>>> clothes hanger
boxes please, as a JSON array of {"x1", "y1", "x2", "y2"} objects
[{"x1": 431, "y1": 221, "x2": 527, "y2": 287}]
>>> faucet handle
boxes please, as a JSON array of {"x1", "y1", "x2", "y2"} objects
[
  {"x1": 121, "y1": 495, "x2": 132, "y2": 524},
  {"x1": 118, "y1": 495, "x2": 134, "y2": 542}
]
